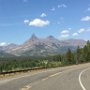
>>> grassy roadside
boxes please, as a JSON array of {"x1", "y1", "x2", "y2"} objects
[{"x1": 0, "y1": 61, "x2": 89, "y2": 79}]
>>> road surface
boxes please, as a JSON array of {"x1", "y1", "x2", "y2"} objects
[{"x1": 0, "y1": 63, "x2": 90, "y2": 90}]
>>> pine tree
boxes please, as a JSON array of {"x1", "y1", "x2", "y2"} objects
[
  {"x1": 66, "y1": 48, "x2": 74, "y2": 64},
  {"x1": 86, "y1": 40, "x2": 90, "y2": 61},
  {"x1": 76, "y1": 46, "x2": 82, "y2": 63},
  {"x1": 83, "y1": 45, "x2": 88, "y2": 62}
]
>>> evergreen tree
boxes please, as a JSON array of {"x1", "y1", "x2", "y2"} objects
[
  {"x1": 83, "y1": 45, "x2": 88, "y2": 62},
  {"x1": 86, "y1": 40, "x2": 90, "y2": 61},
  {"x1": 66, "y1": 48, "x2": 74, "y2": 64},
  {"x1": 76, "y1": 46, "x2": 82, "y2": 63}
]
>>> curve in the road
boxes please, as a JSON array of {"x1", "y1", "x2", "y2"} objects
[{"x1": 79, "y1": 68, "x2": 90, "y2": 90}]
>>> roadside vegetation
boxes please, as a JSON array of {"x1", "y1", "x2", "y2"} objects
[{"x1": 0, "y1": 41, "x2": 90, "y2": 73}]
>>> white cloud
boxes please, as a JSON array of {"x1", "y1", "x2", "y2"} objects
[
  {"x1": 29, "y1": 18, "x2": 50, "y2": 27},
  {"x1": 81, "y1": 16, "x2": 90, "y2": 21},
  {"x1": 51, "y1": 8, "x2": 55, "y2": 11},
  {"x1": 60, "y1": 34, "x2": 69, "y2": 38},
  {"x1": 40, "y1": 13, "x2": 47, "y2": 17},
  {"x1": 72, "y1": 33, "x2": 78, "y2": 36},
  {"x1": 24, "y1": 19, "x2": 29, "y2": 24},
  {"x1": 0, "y1": 42, "x2": 8, "y2": 46},
  {"x1": 60, "y1": 29, "x2": 70, "y2": 38},
  {"x1": 58, "y1": 4, "x2": 67, "y2": 8},
  {"x1": 78, "y1": 28, "x2": 85, "y2": 33},
  {"x1": 61, "y1": 30, "x2": 69, "y2": 34}
]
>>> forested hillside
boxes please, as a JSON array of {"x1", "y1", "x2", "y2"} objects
[{"x1": 0, "y1": 41, "x2": 90, "y2": 73}]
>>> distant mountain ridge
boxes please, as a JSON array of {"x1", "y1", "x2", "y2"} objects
[
  {"x1": 0, "y1": 43, "x2": 18, "y2": 51},
  {"x1": 3, "y1": 34, "x2": 86, "y2": 56}
]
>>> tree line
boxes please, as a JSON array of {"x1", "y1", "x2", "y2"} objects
[{"x1": 0, "y1": 41, "x2": 90, "y2": 72}]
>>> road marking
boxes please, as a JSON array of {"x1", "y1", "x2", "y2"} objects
[
  {"x1": 42, "y1": 72, "x2": 61, "y2": 81},
  {"x1": 21, "y1": 71, "x2": 61, "y2": 90},
  {"x1": 79, "y1": 68, "x2": 90, "y2": 90},
  {"x1": 42, "y1": 77, "x2": 49, "y2": 81},
  {"x1": 49, "y1": 72, "x2": 61, "y2": 77},
  {"x1": 0, "y1": 68, "x2": 61, "y2": 84},
  {"x1": 0, "y1": 70, "x2": 49, "y2": 84},
  {"x1": 21, "y1": 85, "x2": 32, "y2": 90},
  {"x1": 0, "y1": 65, "x2": 79, "y2": 84}
]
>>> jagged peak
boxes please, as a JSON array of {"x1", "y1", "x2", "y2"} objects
[{"x1": 30, "y1": 34, "x2": 39, "y2": 41}]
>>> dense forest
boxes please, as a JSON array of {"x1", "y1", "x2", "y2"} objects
[{"x1": 0, "y1": 41, "x2": 90, "y2": 73}]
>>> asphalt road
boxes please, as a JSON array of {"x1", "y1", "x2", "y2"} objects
[{"x1": 0, "y1": 63, "x2": 90, "y2": 90}]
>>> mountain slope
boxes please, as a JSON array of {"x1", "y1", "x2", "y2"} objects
[
  {"x1": 0, "y1": 51, "x2": 15, "y2": 57},
  {"x1": 9, "y1": 34, "x2": 86, "y2": 56},
  {"x1": 0, "y1": 43, "x2": 18, "y2": 51}
]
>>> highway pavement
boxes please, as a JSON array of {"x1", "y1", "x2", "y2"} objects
[{"x1": 0, "y1": 63, "x2": 90, "y2": 90}]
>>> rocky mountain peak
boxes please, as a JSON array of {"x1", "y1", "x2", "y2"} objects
[
  {"x1": 2, "y1": 34, "x2": 86, "y2": 56},
  {"x1": 30, "y1": 34, "x2": 39, "y2": 41}
]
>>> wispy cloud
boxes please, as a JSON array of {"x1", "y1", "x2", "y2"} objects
[
  {"x1": 29, "y1": 18, "x2": 50, "y2": 27},
  {"x1": 40, "y1": 13, "x2": 47, "y2": 17},
  {"x1": 51, "y1": 7, "x2": 55, "y2": 11},
  {"x1": 72, "y1": 27, "x2": 90, "y2": 37},
  {"x1": 60, "y1": 27, "x2": 89, "y2": 38},
  {"x1": 78, "y1": 28, "x2": 85, "y2": 33},
  {"x1": 61, "y1": 30, "x2": 70, "y2": 34},
  {"x1": 58, "y1": 4, "x2": 67, "y2": 8},
  {"x1": 24, "y1": 19, "x2": 29, "y2": 24},
  {"x1": 72, "y1": 33, "x2": 78, "y2": 36},
  {"x1": 60, "y1": 29, "x2": 70, "y2": 38},
  {"x1": 81, "y1": 16, "x2": 90, "y2": 21},
  {"x1": 51, "y1": 4, "x2": 67, "y2": 12}
]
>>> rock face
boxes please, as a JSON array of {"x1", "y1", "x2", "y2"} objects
[
  {"x1": 0, "y1": 34, "x2": 86, "y2": 56},
  {"x1": 62, "y1": 39, "x2": 86, "y2": 47},
  {"x1": 6, "y1": 34, "x2": 86, "y2": 56}
]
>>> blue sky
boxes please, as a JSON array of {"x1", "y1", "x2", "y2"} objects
[{"x1": 0, "y1": 0, "x2": 90, "y2": 45}]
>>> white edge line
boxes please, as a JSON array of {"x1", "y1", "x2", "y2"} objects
[{"x1": 79, "y1": 68, "x2": 90, "y2": 90}]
